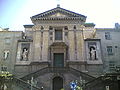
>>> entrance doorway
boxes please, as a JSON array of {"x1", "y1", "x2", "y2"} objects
[
  {"x1": 118, "y1": 80, "x2": 120, "y2": 90},
  {"x1": 53, "y1": 76, "x2": 63, "y2": 90},
  {"x1": 53, "y1": 53, "x2": 64, "y2": 67}
]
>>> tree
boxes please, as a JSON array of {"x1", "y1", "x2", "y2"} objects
[{"x1": 0, "y1": 71, "x2": 13, "y2": 89}]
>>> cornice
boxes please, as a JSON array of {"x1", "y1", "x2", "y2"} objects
[
  {"x1": 31, "y1": 6, "x2": 86, "y2": 22},
  {"x1": 18, "y1": 39, "x2": 33, "y2": 42},
  {"x1": 32, "y1": 17, "x2": 85, "y2": 22}
]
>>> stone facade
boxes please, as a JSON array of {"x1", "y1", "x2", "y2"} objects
[
  {"x1": 95, "y1": 26, "x2": 120, "y2": 73},
  {"x1": 0, "y1": 6, "x2": 120, "y2": 90},
  {"x1": 0, "y1": 28, "x2": 23, "y2": 73}
]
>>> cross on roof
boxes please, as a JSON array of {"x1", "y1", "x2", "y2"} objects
[{"x1": 56, "y1": 0, "x2": 60, "y2": 7}]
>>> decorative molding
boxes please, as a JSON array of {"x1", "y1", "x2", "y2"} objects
[
  {"x1": 18, "y1": 39, "x2": 33, "y2": 42},
  {"x1": 31, "y1": 7, "x2": 86, "y2": 22}
]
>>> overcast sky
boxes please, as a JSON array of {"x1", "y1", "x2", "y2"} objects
[{"x1": 0, "y1": 0, "x2": 120, "y2": 31}]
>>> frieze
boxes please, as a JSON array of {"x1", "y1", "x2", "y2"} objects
[{"x1": 34, "y1": 20, "x2": 83, "y2": 25}]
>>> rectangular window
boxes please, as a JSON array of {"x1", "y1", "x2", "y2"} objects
[
  {"x1": 5, "y1": 38, "x2": 11, "y2": 44},
  {"x1": 105, "y1": 32, "x2": 111, "y2": 40},
  {"x1": 1, "y1": 66, "x2": 7, "y2": 71},
  {"x1": 109, "y1": 61, "x2": 115, "y2": 71},
  {"x1": 107, "y1": 46, "x2": 113, "y2": 55},
  {"x1": 50, "y1": 37, "x2": 53, "y2": 40},
  {"x1": 55, "y1": 29, "x2": 62, "y2": 40}
]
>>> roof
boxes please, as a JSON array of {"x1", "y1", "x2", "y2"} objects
[
  {"x1": 84, "y1": 23, "x2": 95, "y2": 27},
  {"x1": 23, "y1": 25, "x2": 34, "y2": 28},
  {"x1": 31, "y1": 6, "x2": 86, "y2": 21}
]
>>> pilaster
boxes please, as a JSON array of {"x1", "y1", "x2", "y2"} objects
[
  {"x1": 42, "y1": 29, "x2": 49, "y2": 61},
  {"x1": 68, "y1": 28, "x2": 75, "y2": 61},
  {"x1": 32, "y1": 26, "x2": 42, "y2": 62},
  {"x1": 76, "y1": 30, "x2": 84, "y2": 61}
]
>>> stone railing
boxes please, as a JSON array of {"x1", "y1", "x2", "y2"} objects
[
  {"x1": 21, "y1": 67, "x2": 49, "y2": 80},
  {"x1": 13, "y1": 77, "x2": 41, "y2": 90},
  {"x1": 21, "y1": 67, "x2": 95, "y2": 81}
]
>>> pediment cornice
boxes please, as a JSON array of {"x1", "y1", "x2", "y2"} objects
[{"x1": 31, "y1": 6, "x2": 86, "y2": 22}]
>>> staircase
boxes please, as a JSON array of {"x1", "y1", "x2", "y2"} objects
[
  {"x1": 13, "y1": 77, "x2": 41, "y2": 90},
  {"x1": 69, "y1": 67, "x2": 95, "y2": 80},
  {"x1": 20, "y1": 67, "x2": 95, "y2": 81},
  {"x1": 12, "y1": 67, "x2": 95, "y2": 90}
]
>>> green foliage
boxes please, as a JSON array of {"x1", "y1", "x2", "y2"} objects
[
  {"x1": 76, "y1": 86, "x2": 82, "y2": 90},
  {"x1": 0, "y1": 71, "x2": 13, "y2": 80}
]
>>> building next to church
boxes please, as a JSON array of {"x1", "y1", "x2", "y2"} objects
[
  {"x1": 0, "y1": 27, "x2": 22, "y2": 73},
  {"x1": 0, "y1": 6, "x2": 120, "y2": 90}
]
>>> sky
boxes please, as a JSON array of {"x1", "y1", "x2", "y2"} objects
[{"x1": 0, "y1": 0, "x2": 120, "y2": 31}]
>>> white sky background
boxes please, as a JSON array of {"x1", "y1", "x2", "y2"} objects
[{"x1": 0, "y1": 0, "x2": 120, "y2": 31}]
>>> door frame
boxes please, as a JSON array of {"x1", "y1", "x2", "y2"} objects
[
  {"x1": 52, "y1": 76, "x2": 64, "y2": 90},
  {"x1": 53, "y1": 53, "x2": 64, "y2": 67}
]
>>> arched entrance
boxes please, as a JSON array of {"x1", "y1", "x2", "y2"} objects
[{"x1": 53, "y1": 76, "x2": 63, "y2": 90}]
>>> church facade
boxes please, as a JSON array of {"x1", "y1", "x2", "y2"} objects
[{"x1": 0, "y1": 6, "x2": 120, "y2": 90}]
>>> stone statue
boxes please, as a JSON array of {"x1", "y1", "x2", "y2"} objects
[
  {"x1": 22, "y1": 48, "x2": 28, "y2": 60},
  {"x1": 1, "y1": 84, "x2": 7, "y2": 90},
  {"x1": 115, "y1": 23, "x2": 120, "y2": 30},
  {"x1": 23, "y1": 33, "x2": 27, "y2": 39},
  {"x1": 89, "y1": 47, "x2": 96, "y2": 60},
  {"x1": 3, "y1": 50, "x2": 9, "y2": 59}
]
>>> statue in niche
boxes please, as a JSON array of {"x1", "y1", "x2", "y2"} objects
[
  {"x1": 3, "y1": 50, "x2": 9, "y2": 59},
  {"x1": 23, "y1": 33, "x2": 27, "y2": 39},
  {"x1": 115, "y1": 23, "x2": 120, "y2": 29},
  {"x1": 21, "y1": 48, "x2": 28, "y2": 60},
  {"x1": 89, "y1": 46, "x2": 97, "y2": 60}
]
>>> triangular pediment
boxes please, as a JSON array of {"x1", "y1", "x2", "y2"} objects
[
  {"x1": 49, "y1": 12, "x2": 68, "y2": 18},
  {"x1": 31, "y1": 6, "x2": 86, "y2": 21}
]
